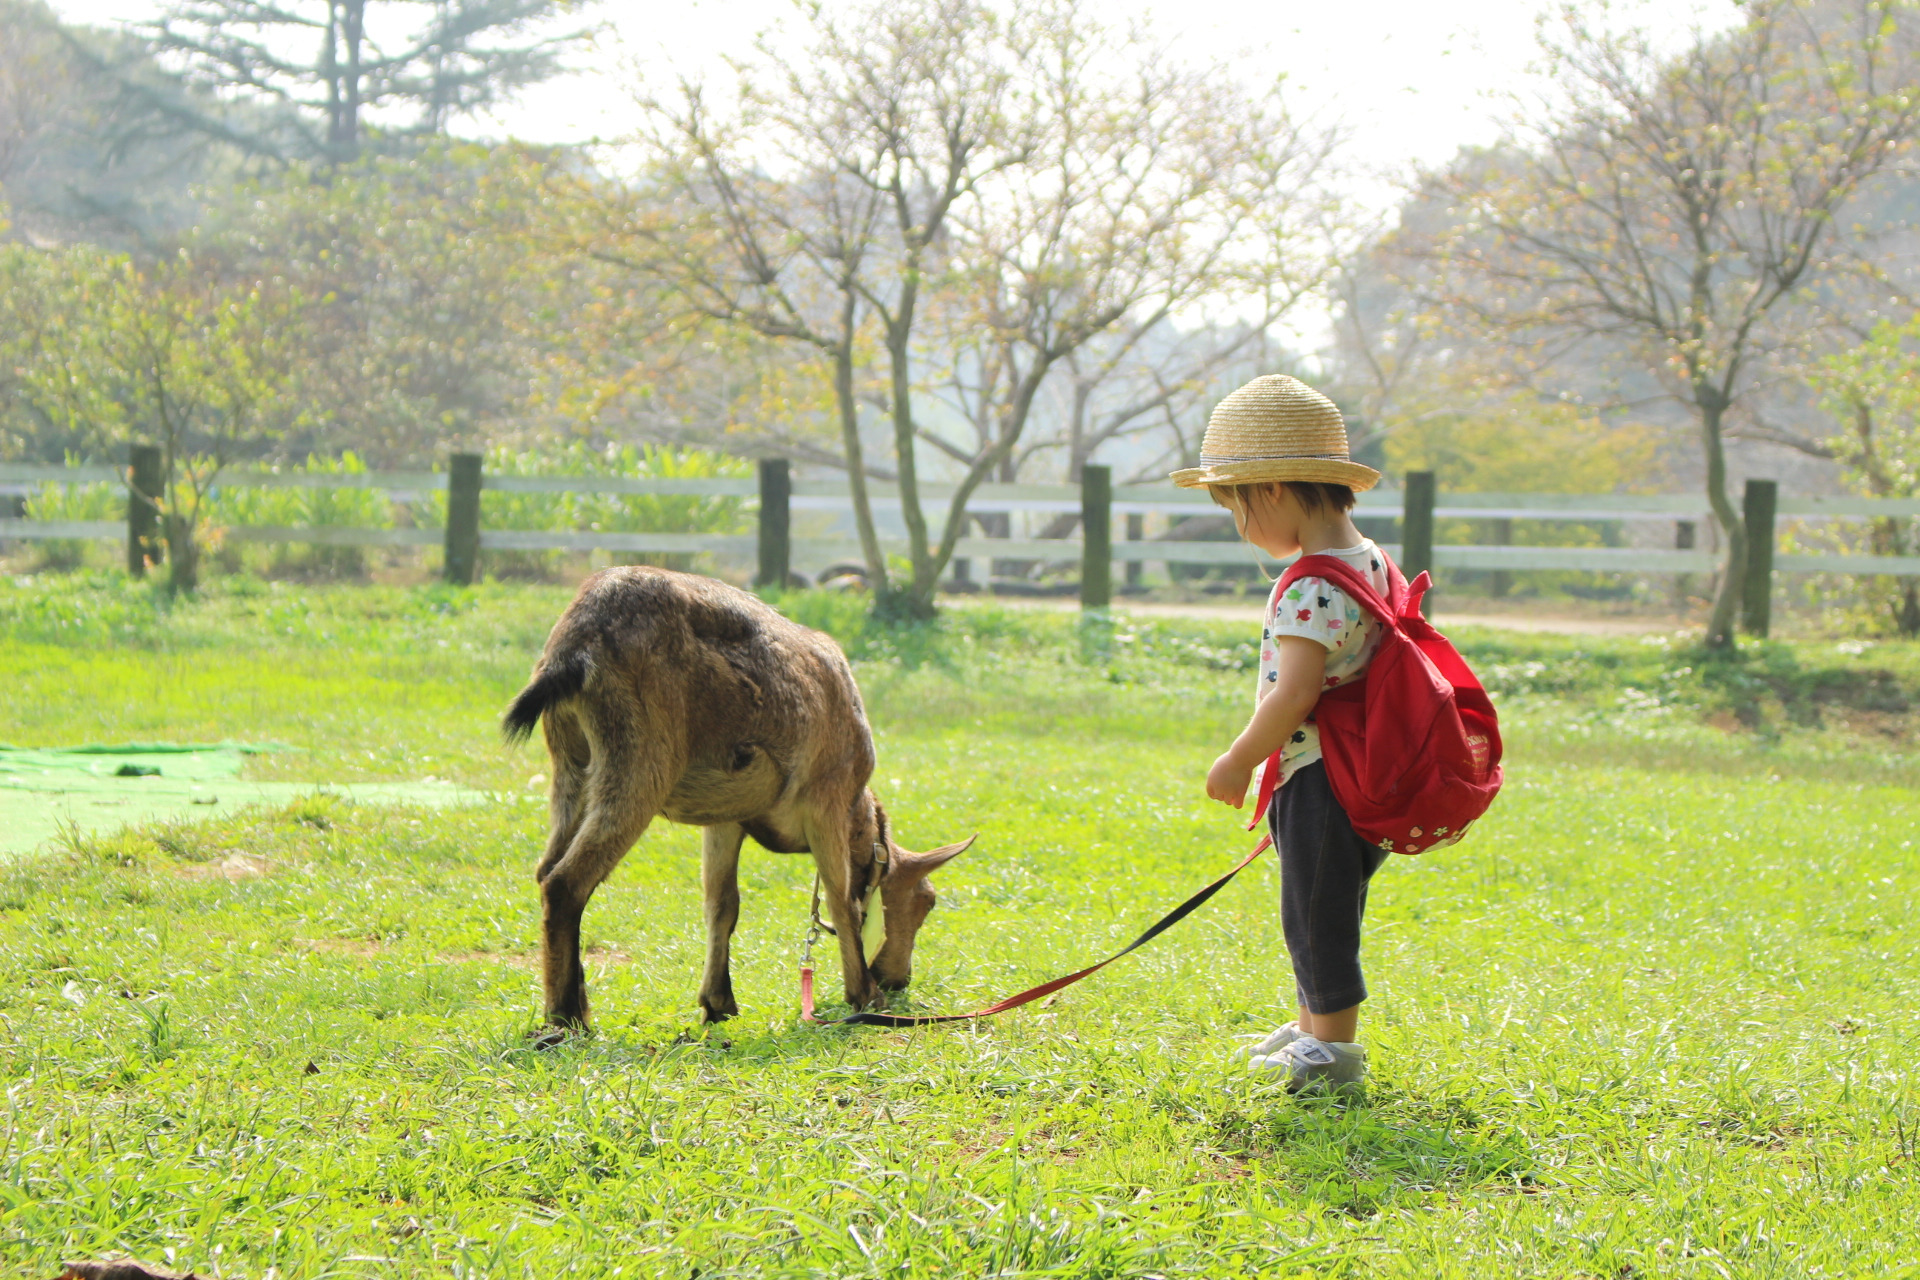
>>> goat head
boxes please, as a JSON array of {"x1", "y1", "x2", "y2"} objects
[{"x1": 869, "y1": 833, "x2": 974, "y2": 991}]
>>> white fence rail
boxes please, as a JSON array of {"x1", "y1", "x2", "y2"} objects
[{"x1": 5, "y1": 461, "x2": 1920, "y2": 611}]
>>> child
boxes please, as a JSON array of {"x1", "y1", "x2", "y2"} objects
[{"x1": 1171, "y1": 374, "x2": 1389, "y2": 1094}]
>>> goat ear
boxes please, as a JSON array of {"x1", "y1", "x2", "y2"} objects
[{"x1": 885, "y1": 834, "x2": 974, "y2": 882}]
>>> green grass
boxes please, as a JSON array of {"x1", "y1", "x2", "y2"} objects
[{"x1": 2, "y1": 573, "x2": 1919, "y2": 1277}]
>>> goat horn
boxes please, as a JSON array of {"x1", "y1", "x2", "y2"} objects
[{"x1": 884, "y1": 834, "x2": 975, "y2": 881}]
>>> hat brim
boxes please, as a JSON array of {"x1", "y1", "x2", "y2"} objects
[{"x1": 1169, "y1": 458, "x2": 1383, "y2": 492}]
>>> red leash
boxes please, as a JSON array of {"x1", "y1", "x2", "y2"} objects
[{"x1": 800, "y1": 832, "x2": 1273, "y2": 1028}]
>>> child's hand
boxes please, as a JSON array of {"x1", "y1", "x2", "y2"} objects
[{"x1": 1206, "y1": 752, "x2": 1254, "y2": 807}]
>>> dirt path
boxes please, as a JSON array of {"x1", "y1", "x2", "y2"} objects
[
  {"x1": 947, "y1": 595, "x2": 1684, "y2": 637},
  {"x1": 1425, "y1": 611, "x2": 1682, "y2": 637}
]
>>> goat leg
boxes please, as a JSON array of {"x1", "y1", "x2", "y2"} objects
[
  {"x1": 535, "y1": 809, "x2": 655, "y2": 1033},
  {"x1": 538, "y1": 870, "x2": 592, "y2": 1030},
  {"x1": 807, "y1": 820, "x2": 882, "y2": 1011},
  {"x1": 698, "y1": 823, "x2": 746, "y2": 1022}
]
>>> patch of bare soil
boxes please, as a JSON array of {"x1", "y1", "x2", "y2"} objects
[
  {"x1": 1429, "y1": 611, "x2": 1681, "y2": 637},
  {"x1": 174, "y1": 854, "x2": 273, "y2": 880},
  {"x1": 436, "y1": 949, "x2": 537, "y2": 969},
  {"x1": 953, "y1": 593, "x2": 1691, "y2": 636},
  {"x1": 298, "y1": 937, "x2": 384, "y2": 958},
  {"x1": 293, "y1": 939, "x2": 632, "y2": 967},
  {"x1": 406, "y1": 944, "x2": 628, "y2": 969},
  {"x1": 1818, "y1": 708, "x2": 1914, "y2": 743}
]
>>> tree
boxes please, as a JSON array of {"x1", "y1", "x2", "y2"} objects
[
  {"x1": 919, "y1": 14, "x2": 1338, "y2": 498},
  {"x1": 1327, "y1": 240, "x2": 1660, "y2": 499},
  {"x1": 566, "y1": 0, "x2": 1336, "y2": 617},
  {"x1": 144, "y1": 0, "x2": 593, "y2": 162},
  {"x1": 0, "y1": 246, "x2": 301, "y2": 590},
  {"x1": 0, "y1": 243, "x2": 113, "y2": 463},
  {"x1": 568, "y1": 0, "x2": 1029, "y2": 618},
  {"x1": 921, "y1": 317, "x2": 1293, "y2": 569},
  {"x1": 1810, "y1": 314, "x2": 1920, "y2": 633},
  {"x1": 1417, "y1": 0, "x2": 1920, "y2": 649},
  {"x1": 1036, "y1": 322, "x2": 1292, "y2": 486},
  {"x1": 198, "y1": 146, "x2": 568, "y2": 465},
  {"x1": 882, "y1": 12, "x2": 1335, "y2": 605},
  {"x1": 0, "y1": 0, "x2": 232, "y2": 245}
]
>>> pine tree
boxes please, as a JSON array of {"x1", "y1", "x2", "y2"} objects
[{"x1": 146, "y1": 0, "x2": 593, "y2": 162}]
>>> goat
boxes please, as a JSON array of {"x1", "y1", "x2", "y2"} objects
[{"x1": 502, "y1": 566, "x2": 971, "y2": 1029}]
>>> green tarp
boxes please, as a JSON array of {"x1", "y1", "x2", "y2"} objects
[{"x1": 0, "y1": 743, "x2": 489, "y2": 856}]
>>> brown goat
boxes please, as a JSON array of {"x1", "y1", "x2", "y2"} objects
[{"x1": 503, "y1": 567, "x2": 970, "y2": 1029}]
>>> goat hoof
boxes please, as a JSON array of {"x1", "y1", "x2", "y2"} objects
[
  {"x1": 699, "y1": 995, "x2": 738, "y2": 1023},
  {"x1": 528, "y1": 1024, "x2": 583, "y2": 1050}
]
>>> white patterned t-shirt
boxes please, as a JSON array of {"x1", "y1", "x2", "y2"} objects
[{"x1": 1258, "y1": 540, "x2": 1392, "y2": 786}]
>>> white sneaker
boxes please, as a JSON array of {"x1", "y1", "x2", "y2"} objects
[
  {"x1": 1260, "y1": 1034, "x2": 1367, "y2": 1095},
  {"x1": 1238, "y1": 1021, "x2": 1305, "y2": 1062}
]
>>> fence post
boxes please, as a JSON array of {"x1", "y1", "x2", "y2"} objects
[
  {"x1": 1080, "y1": 464, "x2": 1112, "y2": 609},
  {"x1": 756, "y1": 458, "x2": 791, "y2": 589},
  {"x1": 1125, "y1": 511, "x2": 1144, "y2": 589},
  {"x1": 1742, "y1": 478, "x2": 1778, "y2": 637},
  {"x1": 1675, "y1": 519, "x2": 1696, "y2": 604},
  {"x1": 444, "y1": 451, "x2": 483, "y2": 586},
  {"x1": 126, "y1": 443, "x2": 163, "y2": 577},
  {"x1": 1402, "y1": 470, "x2": 1436, "y2": 584},
  {"x1": 1490, "y1": 516, "x2": 1513, "y2": 598}
]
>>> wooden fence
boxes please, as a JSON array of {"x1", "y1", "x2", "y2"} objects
[{"x1": 3, "y1": 451, "x2": 1919, "y2": 635}]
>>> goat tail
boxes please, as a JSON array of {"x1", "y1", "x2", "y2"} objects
[{"x1": 502, "y1": 649, "x2": 592, "y2": 744}]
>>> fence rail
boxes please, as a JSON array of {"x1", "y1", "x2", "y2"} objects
[
  {"x1": 12, "y1": 461, "x2": 1920, "y2": 517},
  {"x1": 5, "y1": 457, "x2": 1920, "y2": 630}
]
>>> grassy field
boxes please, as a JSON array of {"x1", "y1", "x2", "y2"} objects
[{"x1": 2, "y1": 571, "x2": 1918, "y2": 1278}]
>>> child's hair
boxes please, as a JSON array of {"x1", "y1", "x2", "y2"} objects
[{"x1": 1206, "y1": 480, "x2": 1356, "y2": 519}]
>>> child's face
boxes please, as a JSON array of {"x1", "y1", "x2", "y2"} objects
[{"x1": 1220, "y1": 484, "x2": 1305, "y2": 558}]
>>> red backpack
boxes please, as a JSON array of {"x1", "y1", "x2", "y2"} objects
[{"x1": 1249, "y1": 552, "x2": 1503, "y2": 855}]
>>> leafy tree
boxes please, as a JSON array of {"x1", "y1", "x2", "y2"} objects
[
  {"x1": 197, "y1": 146, "x2": 566, "y2": 465},
  {"x1": 1416, "y1": 0, "x2": 1920, "y2": 649},
  {"x1": 0, "y1": 245, "x2": 301, "y2": 590},
  {"x1": 565, "y1": 0, "x2": 1336, "y2": 618},
  {"x1": 146, "y1": 0, "x2": 594, "y2": 162},
  {"x1": 1381, "y1": 381, "x2": 1657, "y2": 498},
  {"x1": 1035, "y1": 322, "x2": 1300, "y2": 487},
  {"x1": 0, "y1": 242, "x2": 121, "y2": 463},
  {"x1": 1810, "y1": 315, "x2": 1920, "y2": 633},
  {"x1": 0, "y1": 0, "x2": 232, "y2": 244},
  {"x1": 1382, "y1": 373, "x2": 1662, "y2": 600}
]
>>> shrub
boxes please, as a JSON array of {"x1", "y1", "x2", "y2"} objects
[
  {"x1": 440, "y1": 442, "x2": 752, "y2": 579},
  {"x1": 204, "y1": 452, "x2": 396, "y2": 578},
  {"x1": 21, "y1": 470, "x2": 120, "y2": 571}
]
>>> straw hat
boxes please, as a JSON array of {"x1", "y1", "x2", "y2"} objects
[{"x1": 1170, "y1": 374, "x2": 1381, "y2": 492}]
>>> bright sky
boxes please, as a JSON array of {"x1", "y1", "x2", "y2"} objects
[
  {"x1": 511, "y1": 0, "x2": 1614, "y2": 190},
  {"x1": 53, "y1": 0, "x2": 1735, "y2": 196},
  {"x1": 51, "y1": 0, "x2": 1734, "y2": 345}
]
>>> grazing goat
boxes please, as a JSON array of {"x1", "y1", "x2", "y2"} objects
[{"x1": 502, "y1": 567, "x2": 971, "y2": 1029}]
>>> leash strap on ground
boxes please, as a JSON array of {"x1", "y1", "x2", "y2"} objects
[{"x1": 800, "y1": 832, "x2": 1274, "y2": 1028}]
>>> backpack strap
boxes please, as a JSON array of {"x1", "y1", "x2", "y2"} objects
[
  {"x1": 1250, "y1": 549, "x2": 1421, "y2": 833},
  {"x1": 1276, "y1": 550, "x2": 1418, "y2": 630}
]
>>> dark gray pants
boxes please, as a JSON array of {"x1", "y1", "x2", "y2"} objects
[{"x1": 1269, "y1": 760, "x2": 1389, "y2": 1015}]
